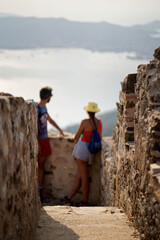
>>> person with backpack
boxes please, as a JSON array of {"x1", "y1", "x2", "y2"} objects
[{"x1": 61, "y1": 102, "x2": 102, "y2": 206}]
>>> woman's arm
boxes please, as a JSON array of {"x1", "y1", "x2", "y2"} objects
[{"x1": 74, "y1": 120, "x2": 85, "y2": 142}]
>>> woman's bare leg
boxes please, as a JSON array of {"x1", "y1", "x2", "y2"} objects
[
  {"x1": 76, "y1": 159, "x2": 89, "y2": 202},
  {"x1": 68, "y1": 168, "x2": 81, "y2": 199}
]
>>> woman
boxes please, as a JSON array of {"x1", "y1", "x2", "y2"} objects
[{"x1": 62, "y1": 102, "x2": 102, "y2": 206}]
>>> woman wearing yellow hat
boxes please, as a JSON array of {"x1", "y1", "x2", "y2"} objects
[{"x1": 61, "y1": 102, "x2": 102, "y2": 206}]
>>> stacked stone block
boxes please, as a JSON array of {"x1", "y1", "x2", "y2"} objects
[
  {"x1": 133, "y1": 47, "x2": 160, "y2": 239},
  {"x1": 120, "y1": 73, "x2": 137, "y2": 142},
  {"x1": 111, "y1": 46, "x2": 160, "y2": 239},
  {"x1": 0, "y1": 96, "x2": 40, "y2": 240}
]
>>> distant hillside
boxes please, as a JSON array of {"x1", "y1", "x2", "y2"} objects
[
  {"x1": 64, "y1": 109, "x2": 117, "y2": 136},
  {"x1": 0, "y1": 16, "x2": 160, "y2": 59}
]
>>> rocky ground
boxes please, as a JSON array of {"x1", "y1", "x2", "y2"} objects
[{"x1": 35, "y1": 205, "x2": 140, "y2": 240}]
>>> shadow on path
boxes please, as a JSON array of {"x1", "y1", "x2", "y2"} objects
[{"x1": 35, "y1": 208, "x2": 80, "y2": 240}]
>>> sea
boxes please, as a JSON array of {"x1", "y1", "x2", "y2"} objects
[{"x1": 0, "y1": 48, "x2": 149, "y2": 129}]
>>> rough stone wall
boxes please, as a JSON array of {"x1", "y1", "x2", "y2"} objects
[
  {"x1": 41, "y1": 132, "x2": 101, "y2": 205},
  {"x1": 100, "y1": 137, "x2": 115, "y2": 206},
  {"x1": 113, "y1": 73, "x2": 138, "y2": 214},
  {"x1": 111, "y1": 47, "x2": 160, "y2": 240},
  {"x1": 0, "y1": 96, "x2": 40, "y2": 240}
]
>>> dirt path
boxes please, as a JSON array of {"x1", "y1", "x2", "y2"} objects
[{"x1": 35, "y1": 206, "x2": 140, "y2": 240}]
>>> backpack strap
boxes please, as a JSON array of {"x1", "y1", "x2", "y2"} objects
[{"x1": 89, "y1": 118, "x2": 100, "y2": 131}]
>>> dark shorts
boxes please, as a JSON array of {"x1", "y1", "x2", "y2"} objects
[{"x1": 38, "y1": 138, "x2": 51, "y2": 158}]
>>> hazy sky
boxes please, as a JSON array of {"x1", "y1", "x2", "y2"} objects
[{"x1": 0, "y1": 0, "x2": 160, "y2": 26}]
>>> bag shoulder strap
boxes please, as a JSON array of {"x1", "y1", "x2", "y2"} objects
[{"x1": 89, "y1": 118, "x2": 100, "y2": 131}]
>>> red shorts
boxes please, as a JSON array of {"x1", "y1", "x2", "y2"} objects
[{"x1": 38, "y1": 138, "x2": 51, "y2": 158}]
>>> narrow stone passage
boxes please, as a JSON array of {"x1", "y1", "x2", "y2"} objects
[{"x1": 35, "y1": 206, "x2": 140, "y2": 240}]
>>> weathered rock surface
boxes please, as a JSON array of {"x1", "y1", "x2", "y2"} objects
[
  {"x1": 111, "y1": 46, "x2": 160, "y2": 239},
  {"x1": 0, "y1": 96, "x2": 40, "y2": 240}
]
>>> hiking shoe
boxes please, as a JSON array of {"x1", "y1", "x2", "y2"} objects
[
  {"x1": 60, "y1": 196, "x2": 72, "y2": 205},
  {"x1": 76, "y1": 201, "x2": 89, "y2": 207}
]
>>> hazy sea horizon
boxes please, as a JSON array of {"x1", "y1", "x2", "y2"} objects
[{"x1": 0, "y1": 48, "x2": 149, "y2": 129}]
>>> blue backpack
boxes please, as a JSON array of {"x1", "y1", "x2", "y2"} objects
[{"x1": 88, "y1": 120, "x2": 101, "y2": 154}]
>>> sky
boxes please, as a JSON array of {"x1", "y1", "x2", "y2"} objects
[
  {"x1": 0, "y1": 0, "x2": 160, "y2": 128},
  {"x1": 0, "y1": 0, "x2": 160, "y2": 26}
]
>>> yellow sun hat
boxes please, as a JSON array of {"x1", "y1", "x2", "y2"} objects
[{"x1": 84, "y1": 102, "x2": 100, "y2": 113}]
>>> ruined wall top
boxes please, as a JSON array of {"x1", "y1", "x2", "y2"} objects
[
  {"x1": 112, "y1": 46, "x2": 160, "y2": 239},
  {"x1": 0, "y1": 95, "x2": 40, "y2": 240}
]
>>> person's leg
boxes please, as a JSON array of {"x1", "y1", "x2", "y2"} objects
[
  {"x1": 38, "y1": 156, "x2": 46, "y2": 187},
  {"x1": 76, "y1": 159, "x2": 89, "y2": 202},
  {"x1": 68, "y1": 168, "x2": 81, "y2": 199}
]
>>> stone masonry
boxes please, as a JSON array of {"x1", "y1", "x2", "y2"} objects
[
  {"x1": 111, "y1": 47, "x2": 160, "y2": 240},
  {"x1": 100, "y1": 137, "x2": 115, "y2": 206},
  {"x1": 0, "y1": 96, "x2": 40, "y2": 240}
]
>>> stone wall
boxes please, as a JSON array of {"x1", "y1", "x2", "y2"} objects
[
  {"x1": 100, "y1": 137, "x2": 115, "y2": 206},
  {"x1": 111, "y1": 47, "x2": 160, "y2": 239},
  {"x1": 41, "y1": 132, "x2": 102, "y2": 206},
  {"x1": 0, "y1": 96, "x2": 40, "y2": 240}
]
